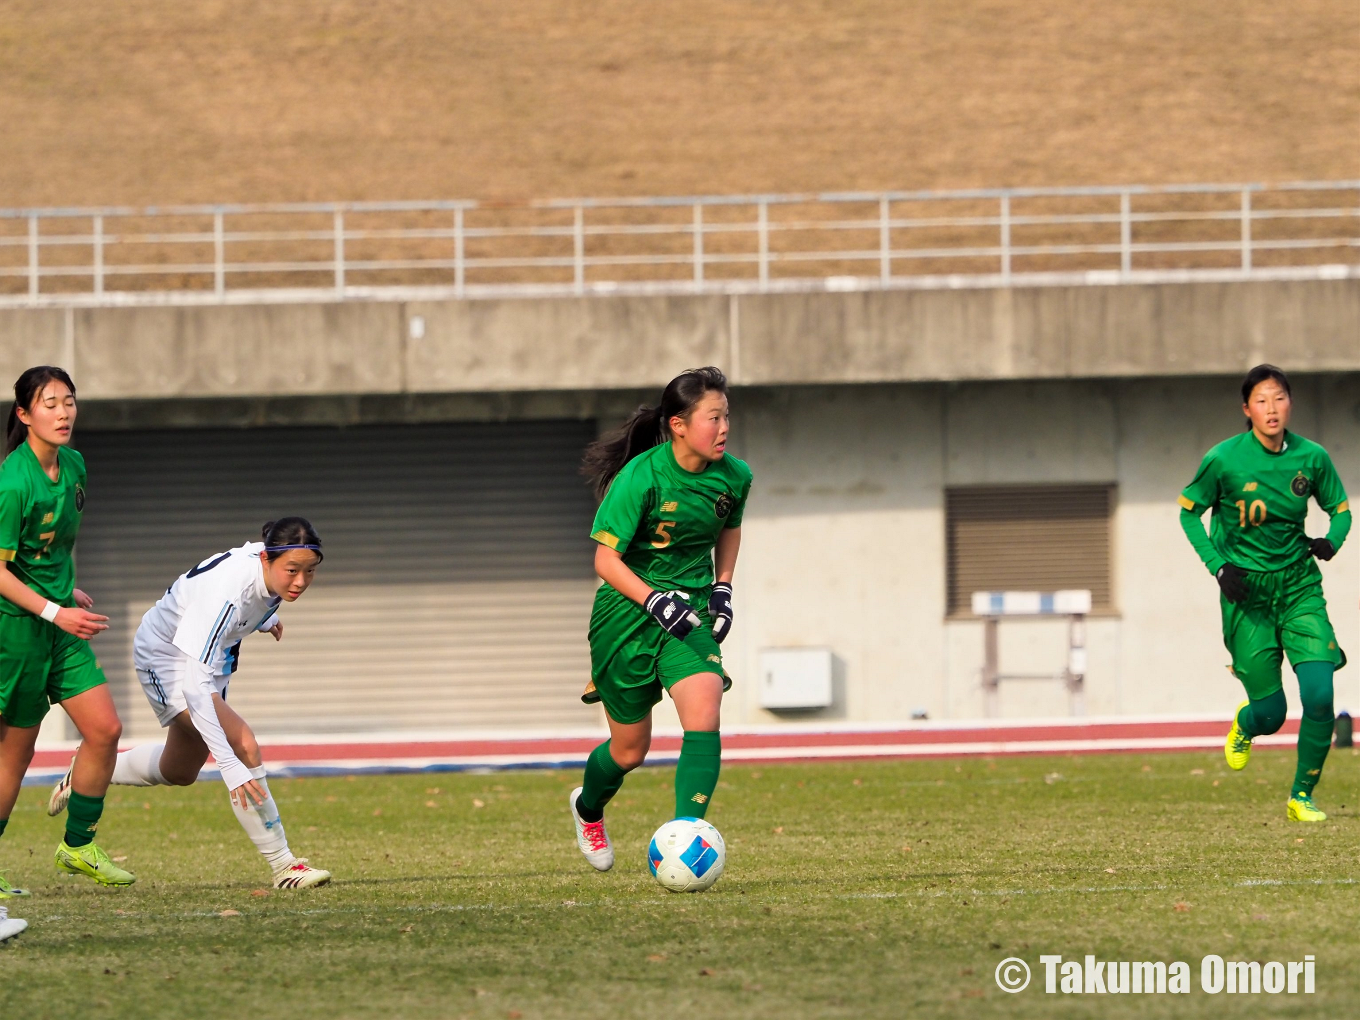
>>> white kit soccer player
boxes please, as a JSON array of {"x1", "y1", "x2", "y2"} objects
[{"x1": 50, "y1": 531, "x2": 330, "y2": 889}]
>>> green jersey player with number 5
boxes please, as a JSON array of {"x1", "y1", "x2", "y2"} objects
[
  {"x1": 1179, "y1": 365, "x2": 1351, "y2": 822},
  {"x1": 569, "y1": 367, "x2": 752, "y2": 872}
]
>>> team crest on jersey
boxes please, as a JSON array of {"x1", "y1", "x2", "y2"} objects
[
  {"x1": 714, "y1": 492, "x2": 735, "y2": 519},
  {"x1": 1290, "y1": 472, "x2": 1310, "y2": 498},
  {"x1": 74, "y1": 484, "x2": 85, "y2": 512}
]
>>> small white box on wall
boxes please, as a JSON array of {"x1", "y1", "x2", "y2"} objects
[{"x1": 759, "y1": 647, "x2": 834, "y2": 710}]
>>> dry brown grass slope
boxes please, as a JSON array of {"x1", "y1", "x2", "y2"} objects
[{"x1": 0, "y1": 0, "x2": 1357, "y2": 207}]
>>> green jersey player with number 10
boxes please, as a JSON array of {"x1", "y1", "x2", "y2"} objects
[
  {"x1": 569, "y1": 367, "x2": 752, "y2": 872},
  {"x1": 1179, "y1": 365, "x2": 1351, "y2": 823}
]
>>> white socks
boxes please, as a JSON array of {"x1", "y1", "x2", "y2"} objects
[
  {"x1": 111, "y1": 742, "x2": 168, "y2": 786},
  {"x1": 231, "y1": 765, "x2": 294, "y2": 873}
]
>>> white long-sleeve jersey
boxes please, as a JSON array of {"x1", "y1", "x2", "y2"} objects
[{"x1": 133, "y1": 542, "x2": 282, "y2": 790}]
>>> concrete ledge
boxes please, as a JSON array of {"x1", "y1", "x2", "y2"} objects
[{"x1": 1, "y1": 276, "x2": 1355, "y2": 401}]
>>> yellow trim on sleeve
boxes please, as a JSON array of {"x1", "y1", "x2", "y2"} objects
[
  {"x1": 1177, "y1": 495, "x2": 1196, "y2": 511},
  {"x1": 591, "y1": 529, "x2": 621, "y2": 551},
  {"x1": 1336, "y1": 500, "x2": 1349, "y2": 515},
  {"x1": 0, "y1": 548, "x2": 15, "y2": 562}
]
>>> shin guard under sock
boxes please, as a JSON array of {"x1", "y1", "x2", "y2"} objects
[
  {"x1": 577, "y1": 740, "x2": 627, "y2": 822},
  {"x1": 111, "y1": 743, "x2": 169, "y2": 787},
  {"x1": 1293, "y1": 661, "x2": 1335, "y2": 798},
  {"x1": 230, "y1": 766, "x2": 293, "y2": 872},
  {"x1": 674, "y1": 731, "x2": 721, "y2": 819},
  {"x1": 64, "y1": 791, "x2": 104, "y2": 848},
  {"x1": 1236, "y1": 689, "x2": 1288, "y2": 739}
]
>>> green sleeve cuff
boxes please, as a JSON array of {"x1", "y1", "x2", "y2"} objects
[
  {"x1": 1326, "y1": 508, "x2": 1351, "y2": 551},
  {"x1": 1179, "y1": 506, "x2": 1225, "y2": 575}
]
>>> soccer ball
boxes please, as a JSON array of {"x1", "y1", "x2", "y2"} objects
[{"x1": 647, "y1": 817, "x2": 726, "y2": 892}]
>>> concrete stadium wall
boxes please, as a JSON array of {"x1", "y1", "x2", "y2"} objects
[
  {"x1": 6, "y1": 279, "x2": 1357, "y2": 730},
  {"x1": 2, "y1": 277, "x2": 1357, "y2": 401}
]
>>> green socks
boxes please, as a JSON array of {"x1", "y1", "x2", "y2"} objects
[
  {"x1": 577, "y1": 732, "x2": 723, "y2": 822},
  {"x1": 1236, "y1": 689, "x2": 1287, "y2": 738},
  {"x1": 1292, "y1": 661, "x2": 1335, "y2": 799},
  {"x1": 675, "y1": 730, "x2": 721, "y2": 819},
  {"x1": 65, "y1": 791, "x2": 104, "y2": 848},
  {"x1": 577, "y1": 740, "x2": 628, "y2": 822}
]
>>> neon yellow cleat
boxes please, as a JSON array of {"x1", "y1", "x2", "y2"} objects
[
  {"x1": 1286, "y1": 795, "x2": 1327, "y2": 823},
  {"x1": 0, "y1": 871, "x2": 31, "y2": 899},
  {"x1": 1224, "y1": 701, "x2": 1252, "y2": 771},
  {"x1": 54, "y1": 842, "x2": 136, "y2": 886}
]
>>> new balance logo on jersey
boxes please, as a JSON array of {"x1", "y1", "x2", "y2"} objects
[
  {"x1": 41, "y1": 511, "x2": 54, "y2": 524},
  {"x1": 1243, "y1": 482, "x2": 1258, "y2": 491},
  {"x1": 661, "y1": 501, "x2": 678, "y2": 512}
]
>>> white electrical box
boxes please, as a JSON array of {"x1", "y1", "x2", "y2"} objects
[{"x1": 759, "y1": 647, "x2": 834, "y2": 710}]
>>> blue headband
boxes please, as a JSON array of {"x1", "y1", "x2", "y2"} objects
[{"x1": 265, "y1": 544, "x2": 322, "y2": 553}]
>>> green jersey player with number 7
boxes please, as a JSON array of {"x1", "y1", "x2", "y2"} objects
[
  {"x1": 569, "y1": 367, "x2": 752, "y2": 871},
  {"x1": 1179, "y1": 365, "x2": 1351, "y2": 822}
]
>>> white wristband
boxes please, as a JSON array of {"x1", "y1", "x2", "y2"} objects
[{"x1": 40, "y1": 600, "x2": 61, "y2": 623}]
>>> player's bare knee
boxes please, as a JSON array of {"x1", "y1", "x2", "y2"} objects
[
  {"x1": 613, "y1": 743, "x2": 649, "y2": 771},
  {"x1": 81, "y1": 714, "x2": 123, "y2": 751},
  {"x1": 163, "y1": 765, "x2": 198, "y2": 786}
]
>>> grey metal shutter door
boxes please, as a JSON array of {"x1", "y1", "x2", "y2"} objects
[
  {"x1": 76, "y1": 420, "x2": 601, "y2": 738},
  {"x1": 946, "y1": 484, "x2": 1115, "y2": 616}
]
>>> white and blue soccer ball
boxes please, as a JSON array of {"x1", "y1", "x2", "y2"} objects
[{"x1": 648, "y1": 817, "x2": 726, "y2": 892}]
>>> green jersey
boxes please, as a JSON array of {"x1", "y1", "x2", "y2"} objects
[
  {"x1": 590, "y1": 442, "x2": 753, "y2": 592},
  {"x1": 1179, "y1": 430, "x2": 1350, "y2": 574},
  {"x1": 0, "y1": 443, "x2": 88, "y2": 615}
]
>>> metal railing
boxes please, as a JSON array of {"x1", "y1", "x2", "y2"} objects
[{"x1": 1, "y1": 181, "x2": 1357, "y2": 303}]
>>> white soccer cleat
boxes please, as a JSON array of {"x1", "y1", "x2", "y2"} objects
[
  {"x1": 569, "y1": 786, "x2": 614, "y2": 872},
  {"x1": 0, "y1": 906, "x2": 27, "y2": 943},
  {"x1": 47, "y1": 749, "x2": 78, "y2": 817},
  {"x1": 272, "y1": 858, "x2": 332, "y2": 890}
]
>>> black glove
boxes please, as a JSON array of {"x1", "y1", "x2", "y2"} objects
[
  {"x1": 709, "y1": 583, "x2": 734, "y2": 644},
  {"x1": 1216, "y1": 563, "x2": 1248, "y2": 603},
  {"x1": 645, "y1": 590, "x2": 700, "y2": 640},
  {"x1": 1309, "y1": 538, "x2": 1336, "y2": 562}
]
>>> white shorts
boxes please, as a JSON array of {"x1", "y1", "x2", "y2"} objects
[{"x1": 136, "y1": 662, "x2": 230, "y2": 729}]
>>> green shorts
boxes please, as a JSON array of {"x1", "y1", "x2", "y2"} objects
[
  {"x1": 1222, "y1": 557, "x2": 1346, "y2": 701},
  {"x1": 0, "y1": 612, "x2": 107, "y2": 728},
  {"x1": 588, "y1": 585, "x2": 729, "y2": 725}
]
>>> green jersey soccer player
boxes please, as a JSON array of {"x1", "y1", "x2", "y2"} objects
[
  {"x1": 1179, "y1": 364, "x2": 1351, "y2": 822},
  {"x1": 569, "y1": 367, "x2": 752, "y2": 872},
  {"x1": 0, "y1": 367, "x2": 134, "y2": 908}
]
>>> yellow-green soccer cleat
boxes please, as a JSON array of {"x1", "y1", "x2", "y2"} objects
[
  {"x1": 1286, "y1": 795, "x2": 1327, "y2": 823},
  {"x1": 1224, "y1": 701, "x2": 1252, "y2": 771},
  {"x1": 0, "y1": 871, "x2": 31, "y2": 899},
  {"x1": 54, "y1": 842, "x2": 136, "y2": 886}
]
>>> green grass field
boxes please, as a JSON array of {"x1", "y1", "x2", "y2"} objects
[{"x1": 3, "y1": 748, "x2": 1359, "y2": 1019}]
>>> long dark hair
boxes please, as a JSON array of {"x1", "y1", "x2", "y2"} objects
[
  {"x1": 6, "y1": 366, "x2": 77, "y2": 456},
  {"x1": 581, "y1": 366, "x2": 728, "y2": 500},
  {"x1": 1241, "y1": 364, "x2": 1291, "y2": 429},
  {"x1": 262, "y1": 517, "x2": 324, "y2": 562}
]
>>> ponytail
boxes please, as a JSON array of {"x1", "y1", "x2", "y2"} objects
[
  {"x1": 6, "y1": 366, "x2": 77, "y2": 456},
  {"x1": 581, "y1": 366, "x2": 728, "y2": 500}
]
